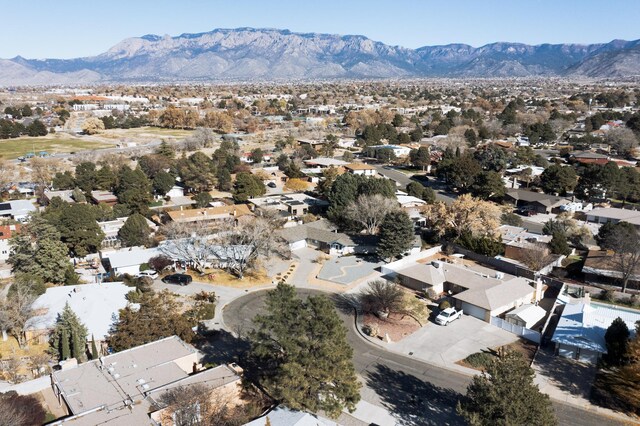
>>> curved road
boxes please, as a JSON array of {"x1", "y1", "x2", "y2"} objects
[{"x1": 220, "y1": 289, "x2": 630, "y2": 426}]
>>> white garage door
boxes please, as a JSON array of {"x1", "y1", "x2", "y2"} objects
[
  {"x1": 290, "y1": 240, "x2": 307, "y2": 250},
  {"x1": 578, "y1": 349, "x2": 599, "y2": 364},
  {"x1": 461, "y1": 302, "x2": 486, "y2": 320},
  {"x1": 557, "y1": 344, "x2": 576, "y2": 359}
]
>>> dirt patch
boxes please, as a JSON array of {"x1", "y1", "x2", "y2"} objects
[
  {"x1": 363, "y1": 312, "x2": 423, "y2": 342},
  {"x1": 182, "y1": 268, "x2": 272, "y2": 288},
  {"x1": 456, "y1": 338, "x2": 538, "y2": 371}
]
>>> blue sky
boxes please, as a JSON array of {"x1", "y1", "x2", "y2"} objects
[{"x1": 4, "y1": 0, "x2": 640, "y2": 59}]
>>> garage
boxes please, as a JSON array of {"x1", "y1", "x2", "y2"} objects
[
  {"x1": 289, "y1": 239, "x2": 307, "y2": 251},
  {"x1": 578, "y1": 348, "x2": 599, "y2": 364},
  {"x1": 557, "y1": 344, "x2": 576, "y2": 360},
  {"x1": 461, "y1": 302, "x2": 487, "y2": 321}
]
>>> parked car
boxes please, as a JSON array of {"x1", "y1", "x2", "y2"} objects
[
  {"x1": 267, "y1": 182, "x2": 277, "y2": 188},
  {"x1": 162, "y1": 273, "x2": 193, "y2": 285},
  {"x1": 137, "y1": 270, "x2": 158, "y2": 279},
  {"x1": 435, "y1": 307, "x2": 463, "y2": 326}
]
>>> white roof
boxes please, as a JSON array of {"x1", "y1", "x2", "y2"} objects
[
  {"x1": 304, "y1": 157, "x2": 348, "y2": 167},
  {"x1": 244, "y1": 407, "x2": 339, "y2": 426},
  {"x1": 26, "y1": 282, "x2": 132, "y2": 340},
  {"x1": 506, "y1": 304, "x2": 547, "y2": 325},
  {"x1": 587, "y1": 207, "x2": 640, "y2": 224},
  {"x1": 397, "y1": 195, "x2": 427, "y2": 206},
  {"x1": 0, "y1": 199, "x2": 37, "y2": 218},
  {"x1": 552, "y1": 301, "x2": 640, "y2": 353},
  {"x1": 103, "y1": 247, "x2": 161, "y2": 269}
]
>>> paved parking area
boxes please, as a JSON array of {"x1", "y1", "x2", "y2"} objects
[
  {"x1": 387, "y1": 314, "x2": 518, "y2": 368},
  {"x1": 318, "y1": 255, "x2": 382, "y2": 285}
]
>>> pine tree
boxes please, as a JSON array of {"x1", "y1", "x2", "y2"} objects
[
  {"x1": 91, "y1": 334, "x2": 99, "y2": 359},
  {"x1": 457, "y1": 351, "x2": 556, "y2": 426},
  {"x1": 248, "y1": 283, "x2": 361, "y2": 417},
  {"x1": 61, "y1": 328, "x2": 70, "y2": 360},
  {"x1": 117, "y1": 213, "x2": 151, "y2": 247},
  {"x1": 605, "y1": 317, "x2": 630, "y2": 366},
  {"x1": 377, "y1": 210, "x2": 415, "y2": 261},
  {"x1": 50, "y1": 303, "x2": 88, "y2": 362}
]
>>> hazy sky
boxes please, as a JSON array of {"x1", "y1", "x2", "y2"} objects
[{"x1": 4, "y1": 0, "x2": 640, "y2": 59}]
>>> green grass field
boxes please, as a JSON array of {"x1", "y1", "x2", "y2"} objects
[{"x1": 0, "y1": 136, "x2": 112, "y2": 159}]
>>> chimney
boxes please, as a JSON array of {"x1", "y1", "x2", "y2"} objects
[{"x1": 583, "y1": 291, "x2": 591, "y2": 306}]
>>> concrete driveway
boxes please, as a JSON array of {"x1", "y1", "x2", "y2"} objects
[{"x1": 387, "y1": 314, "x2": 518, "y2": 368}]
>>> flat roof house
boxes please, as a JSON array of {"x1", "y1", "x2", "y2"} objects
[
  {"x1": 0, "y1": 199, "x2": 37, "y2": 221},
  {"x1": 25, "y1": 282, "x2": 131, "y2": 346},
  {"x1": 586, "y1": 207, "x2": 640, "y2": 228},
  {"x1": 344, "y1": 163, "x2": 376, "y2": 176},
  {"x1": 166, "y1": 204, "x2": 254, "y2": 225},
  {"x1": 49, "y1": 336, "x2": 245, "y2": 425},
  {"x1": 90, "y1": 190, "x2": 118, "y2": 206},
  {"x1": 102, "y1": 247, "x2": 161, "y2": 276}
]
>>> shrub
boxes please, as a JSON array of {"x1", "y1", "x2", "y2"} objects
[
  {"x1": 601, "y1": 289, "x2": 616, "y2": 303},
  {"x1": 426, "y1": 288, "x2": 438, "y2": 301},
  {"x1": 439, "y1": 300, "x2": 451, "y2": 310},
  {"x1": 464, "y1": 352, "x2": 495, "y2": 370}
]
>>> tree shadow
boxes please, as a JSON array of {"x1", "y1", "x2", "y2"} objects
[
  {"x1": 331, "y1": 292, "x2": 361, "y2": 315},
  {"x1": 534, "y1": 347, "x2": 596, "y2": 398},
  {"x1": 196, "y1": 329, "x2": 251, "y2": 366},
  {"x1": 366, "y1": 364, "x2": 465, "y2": 426}
]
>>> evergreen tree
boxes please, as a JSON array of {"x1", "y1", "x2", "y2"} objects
[
  {"x1": 248, "y1": 283, "x2": 360, "y2": 417},
  {"x1": 457, "y1": 351, "x2": 556, "y2": 426},
  {"x1": 91, "y1": 334, "x2": 99, "y2": 359},
  {"x1": 61, "y1": 328, "x2": 70, "y2": 361},
  {"x1": 377, "y1": 210, "x2": 414, "y2": 261},
  {"x1": 49, "y1": 203, "x2": 105, "y2": 257},
  {"x1": 605, "y1": 317, "x2": 630, "y2": 366},
  {"x1": 116, "y1": 166, "x2": 153, "y2": 214},
  {"x1": 539, "y1": 164, "x2": 577, "y2": 196},
  {"x1": 233, "y1": 172, "x2": 266, "y2": 202},
  {"x1": 549, "y1": 231, "x2": 571, "y2": 256},
  {"x1": 75, "y1": 162, "x2": 98, "y2": 192},
  {"x1": 109, "y1": 291, "x2": 193, "y2": 352},
  {"x1": 152, "y1": 171, "x2": 175, "y2": 196},
  {"x1": 50, "y1": 303, "x2": 88, "y2": 362},
  {"x1": 155, "y1": 140, "x2": 175, "y2": 158},
  {"x1": 118, "y1": 213, "x2": 151, "y2": 247}
]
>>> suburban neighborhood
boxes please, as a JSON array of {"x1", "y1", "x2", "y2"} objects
[{"x1": 1, "y1": 5, "x2": 640, "y2": 425}]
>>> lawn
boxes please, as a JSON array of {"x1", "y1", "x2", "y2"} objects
[
  {"x1": 103, "y1": 126, "x2": 194, "y2": 139},
  {"x1": 0, "y1": 136, "x2": 112, "y2": 159}
]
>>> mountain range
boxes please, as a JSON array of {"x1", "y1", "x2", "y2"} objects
[{"x1": 2, "y1": 28, "x2": 640, "y2": 85}]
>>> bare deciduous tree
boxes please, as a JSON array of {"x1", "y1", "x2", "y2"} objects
[
  {"x1": 345, "y1": 194, "x2": 398, "y2": 235},
  {"x1": 0, "y1": 285, "x2": 37, "y2": 349},
  {"x1": 158, "y1": 222, "x2": 213, "y2": 273},
  {"x1": 519, "y1": 242, "x2": 556, "y2": 271}
]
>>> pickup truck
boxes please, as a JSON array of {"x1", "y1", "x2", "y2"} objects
[{"x1": 435, "y1": 307, "x2": 463, "y2": 326}]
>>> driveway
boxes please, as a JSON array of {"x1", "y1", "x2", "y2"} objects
[
  {"x1": 318, "y1": 255, "x2": 382, "y2": 285},
  {"x1": 387, "y1": 314, "x2": 518, "y2": 368}
]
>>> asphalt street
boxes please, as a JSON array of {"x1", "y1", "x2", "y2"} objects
[
  {"x1": 220, "y1": 289, "x2": 630, "y2": 426},
  {"x1": 373, "y1": 165, "x2": 456, "y2": 205}
]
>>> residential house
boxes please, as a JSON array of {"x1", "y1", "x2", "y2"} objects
[
  {"x1": 369, "y1": 144, "x2": 412, "y2": 157},
  {"x1": 98, "y1": 216, "x2": 158, "y2": 248},
  {"x1": 297, "y1": 139, "x2": 326, "y2": 149},
  {"x1": 0, "y1": 199, "x2": 37, "y2": 222},
  {"x1": 505, "y1": 304, "x2": 547, "y2": 329},
  {"x1": 582, "y1": 249, "x2": 640, "y2": 287},
  {"x1": 24, "y1": 282, "x2": 131, "y2": 346},
  {"x1": 303, "y1": 157, "x2": 348, "y2": 168},
  {"x1": 90, "y1": 190, "x2": 118, "y2": 206},
  {"x1": 505, "y1": 189, "x2": 569, "y2": 214},
  {"x1": 49, "y1": 336, "x2": 245, "y2": 425},
  {"x1": 383, "y1": 254, "x2": 538, "y2": 322},
  {"x1": 278, "y1": 219, "x2": 377, "y2": 256},
  {"x1": 244, "y1": 407, "x2": 341, "y2": 426},
  {"x1": 249, "y1": 193, "x2": 329, "y2": 225},
  {"x1": 101, "y1": 247, "x2": 161, "y2": 275},
  {"x1": 551, "y1": 296, "x2": 640, "y2": 363},
  {"x1": 166, "y1": 204, "x2": 254, "y2": 226},
  {"x1": 0, "y1": 224, "x2": 19, "y2": 261},
  {"x1": 43, "y1": 190, "x2": 76, "y2": 204},
  {"x1": 498, "y1": 225, "x2": 553, "y2": 264},
  {"x1": 344, "y1": 163, "x2": 376, "y2": 176},
  {"x1": 586, "y1": 207, "x2": 640, "y2": 228}
]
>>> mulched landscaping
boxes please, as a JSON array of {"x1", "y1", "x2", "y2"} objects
[
  {"x1": 457, "y1": 338, "x2": 538, "y2": 371},
  {"x1": 363, "y1": 312, "x2": 422, "y2": 342}
]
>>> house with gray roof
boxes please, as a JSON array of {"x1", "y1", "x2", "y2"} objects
[
  {"x1": 505, "y1": 189, "x2": 569, "y2": 214},
  {"x1": 385, "y1": 254, "x2": 537, "y2": 322}
]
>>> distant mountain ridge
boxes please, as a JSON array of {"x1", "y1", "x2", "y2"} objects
[{"x1": 1, "y1": 27, "x2": 639, "y2": 85}]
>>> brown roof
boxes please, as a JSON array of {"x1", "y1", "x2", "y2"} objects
[
  {"x1": 167, "y1": 204, "x2": 253, "y2": 223},
  {"x1": 345, "y1": 163, "x2": 375, "y2": 171},
  {"x1": 0, "y1": 224, "x2": 19, "y2": 240}
]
